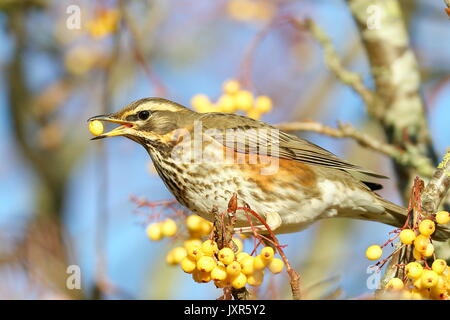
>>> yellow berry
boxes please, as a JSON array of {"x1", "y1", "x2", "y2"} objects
[
  {"x1": 211, "y1": 265, "x2": 228, "y2": 281},
  {"x1": 216, "y1": 261, "x2": 225, "y2": 268},
  {"x1": 86, "y1": 9, "x2": 120, "y2": 39},
  {"x1": 413, "y1": 234, "x2": 430, "y2": 253},
  {"x1": 199, "y1": 271, "x2": 212, "y2": 283},
  {"x1": 186, "y1": 215, "x2": 203, "y2": 233},
  {"x1": 423, "y1": 243, "x2": 434, "y2": 257},
  {"x1": 431, "y1": 288, "x2": 446, "y2": 300},
  {"x1": 201, "y1": 240, "x2": 218, "y2": 256},
  {"x1": 226, "y1": 261, "x2": 242, "y2": 277},
  {"x1": 88, "y1": 120, "x2": 104, "y2": 136},
  {"x1": 184, "y1": 238, "x2": 202, "y2": 250},
  {"x1": 191, "y1": 94, "x2": 212, "y2": 113},
  {"x1": 399, "y1": 229, "x2": 416, "y2": 245},
  {"x1": 430, "y1": 276, "x2": 447, "y2": 299},
  {"x1": 419, "y1": 219, "x2": 435, "y2": 236},
  {"x1": 223, "y1": 79, "x2": 240, "y2": 95},
  {"x1": 247, "y1": 270, "x2": 264, "y2": 287},
  {"x1": 421, "y1": 269, "x2": 439, "y2": 288},
  {"x1": 193, "y1": 269, "x2": 211, "y2": 283},
  {"x1": 268, "y1": 258, "x2": 284, "y2": 274},
  {"x1": 436, "y1": 211, "x2": 450, "y2": 224},
  {"x1": 417, "y1": 288, "x2": 431, "y2": 299},
  {"x1": 218, "y1": 248, "x2": 235, "y2": 265},
  {"x1": 234, "y1": 90, "x2": 253, "y2": 111},
  {"x1": 410, "y1": 288, "x2": 424, "y2": 300},
  {"x1": 437, "y1": 274, "x2": 447, "y2": 289},
  {"x1": 232, "y1": 237, "x2": 244, "y2": 253},
  {"x1": 231, "y1": 272, "x2": 247, "y2": 289},
  {"x1": 432, "y1": 259, "x2": 447, "y2": 274},
  {"x1": 181, "y1": 257, "x2": 197, "y2": 273},
  {"x1": 161, "y1": 219, "x2": 177, "y2": 237},
  {"x1": 166, "y1": 251, "x2": 175, "y2": 265},
  {"x1": 191, "y1": 269, "x2": 201, "y2": 283},
  {"x1": 253, "y1": 255, "x2": 268, "y2": 270},
  {"x1": 146, "y1": 223, "x2": 162, "y2": 241},
  {"x1": 216, "y1": 94, "x2": 236, "y2": 113},
  {"x1": 236, "y1": 252, "x2": 250, "y2": 263},
  {"x1": 240, "y1": 256, "x2": 255, "y2": 275},
  {"x1": 260, "y1": 246, "x2": 275, "y2": 260},
  {"x1": 199, "y1": 220, "x2": 213, "y2": 235},
  {"x1": 187, "y1": 245, "x2": 203, "y2": 260},
  {"x1": 413, "y1": 278, "x2": 422, "y2": 290},
  {"x1": 170, "y1": 247, "x2": 187, "y2": 264},
  {"x1": 197, "y1": 256, "x2": 216, "y2": 273},
  {"x1": 406, "y1": 262, "x2": 424, "y2": 279},
  {"x1": 246, "y1": 109, "x2": 261, "y2": 120},
  {"x1": 254, "y1": 95, "x2": 272, "y2": 113},
  {"x1": 401, "y1": 290, "x2": 413, "y2": 300},
  {"x1": 365, "y1": 245, "x2": 382, "y2": 260},
  {"x1": 444, "y1": 266, "x2": 450, "y2": 276},
  {"x1": 386, "y1": 278, "x2": 404, "y2": 291},
  {"x1": 413, "y1": 248, "x2": 424, "y2": 261},
  {"x1": 214, "y1": 279, "x2": 227, "y2": 288}
]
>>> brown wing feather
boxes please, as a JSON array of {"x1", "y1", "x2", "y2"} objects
[{"x1": 199, "y1": 112, "x2": 387, "y2": 186}]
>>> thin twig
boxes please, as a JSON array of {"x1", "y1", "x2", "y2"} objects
[
  {"x1": 237, "y1": 204, "x2": 301, "y2": 300},
  {"x1": 288, "y1": 17, "x2": 381, "y2": 119},
  {"x1": 275, "y1": 120, "x2": 435, "y2": 177},
  {"x1": 239, "y1": 17, "x2": 278, "y2": 89},
  {"x1": 121, "y1": 6, "x2": 168, "y2": 96}
]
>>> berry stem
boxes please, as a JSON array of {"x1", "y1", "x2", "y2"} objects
[{"x1": 237, "y1": 203, "x2": 302, "y2": 300}]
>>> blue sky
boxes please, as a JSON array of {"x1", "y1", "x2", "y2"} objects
[{"x1": 0, "y1": 0, "x2": 449, "y2": 299}]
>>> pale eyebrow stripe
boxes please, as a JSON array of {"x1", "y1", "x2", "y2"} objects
[
  {"x1": 134, "y1": 102, "x2": 181, "y2": 113},
  {"x1": 119, "y1": 101, "x2": 182, "y2": 119}
]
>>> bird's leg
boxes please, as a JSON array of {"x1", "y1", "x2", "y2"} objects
[{"x1": 233, "y1": 212, "x2": 282, "y2": 234}]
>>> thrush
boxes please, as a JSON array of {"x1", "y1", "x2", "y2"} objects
[{"x1": 89, "y1": 98, "x2": 450, "y2": 240}]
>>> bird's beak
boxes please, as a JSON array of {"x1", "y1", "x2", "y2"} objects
[{"x1": 87, "y1": 114, "x2": 135, "y2": 140}]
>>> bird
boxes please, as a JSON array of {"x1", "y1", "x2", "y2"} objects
[{"x1": 89, "y1": 97, "x2": 450, "y2": 240}]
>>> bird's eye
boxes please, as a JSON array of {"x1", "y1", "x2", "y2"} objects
[{"x1": 137, "y1": 110, "x2": 150, "y2": 120}]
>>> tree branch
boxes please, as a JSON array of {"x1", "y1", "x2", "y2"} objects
[
  {"x1": 275, "y1": 121, "x2": 435, "y2": 177},
  {"x1": 379, "y1": 150, "x2": 450, "y2": 294},
  {"x1": 421, "y1": 150, "x2": 450, "y2": 215},
  {"x1": 345, "y1": 0, "x2": 439, "y2": 199}
]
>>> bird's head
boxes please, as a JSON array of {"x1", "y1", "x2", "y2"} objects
[{"x1": 88, "y1": 97, "x2": 197, "y2": 148}]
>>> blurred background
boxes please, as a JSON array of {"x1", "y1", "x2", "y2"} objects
[{"x1": 0, "y1": 0, "x2": 449, "y2": 299}]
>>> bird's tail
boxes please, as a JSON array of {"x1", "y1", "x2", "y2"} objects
[{"x1": 378, "y1": 198, "x2": 450, "y2": 242}]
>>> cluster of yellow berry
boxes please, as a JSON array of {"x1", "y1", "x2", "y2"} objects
[
  {"x1": 190, "y1": 80, "x2": 272, "y2": 120},
  {"x1": 64, "y1": 45, "x2": 105, "y2": 76},
  {"x1": 86, "y1": 9, "x2": 121, "y2": 39},
  {"x1": 147, "y1": 214, "x2": 285, "y2": 290},
  {"x1": 226, "y1": 0, "x2": 275, "y2": 22},
  {"x1": 366, "y1": 210, "x2": 450, "y2": 299},
  {"x1": 385, "y1": 259, "x2": 450, "y2": 300},
  {"x1": 179, "y1": 241, "x2": 284, "y2": 289},
  {"x1": 146, "y1": 218, "x2": 178, "y2": 241}
]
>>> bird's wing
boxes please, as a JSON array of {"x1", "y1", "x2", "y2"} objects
[{"x1": 199, "y1": 112, "x2": 387, "y2": 186}]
